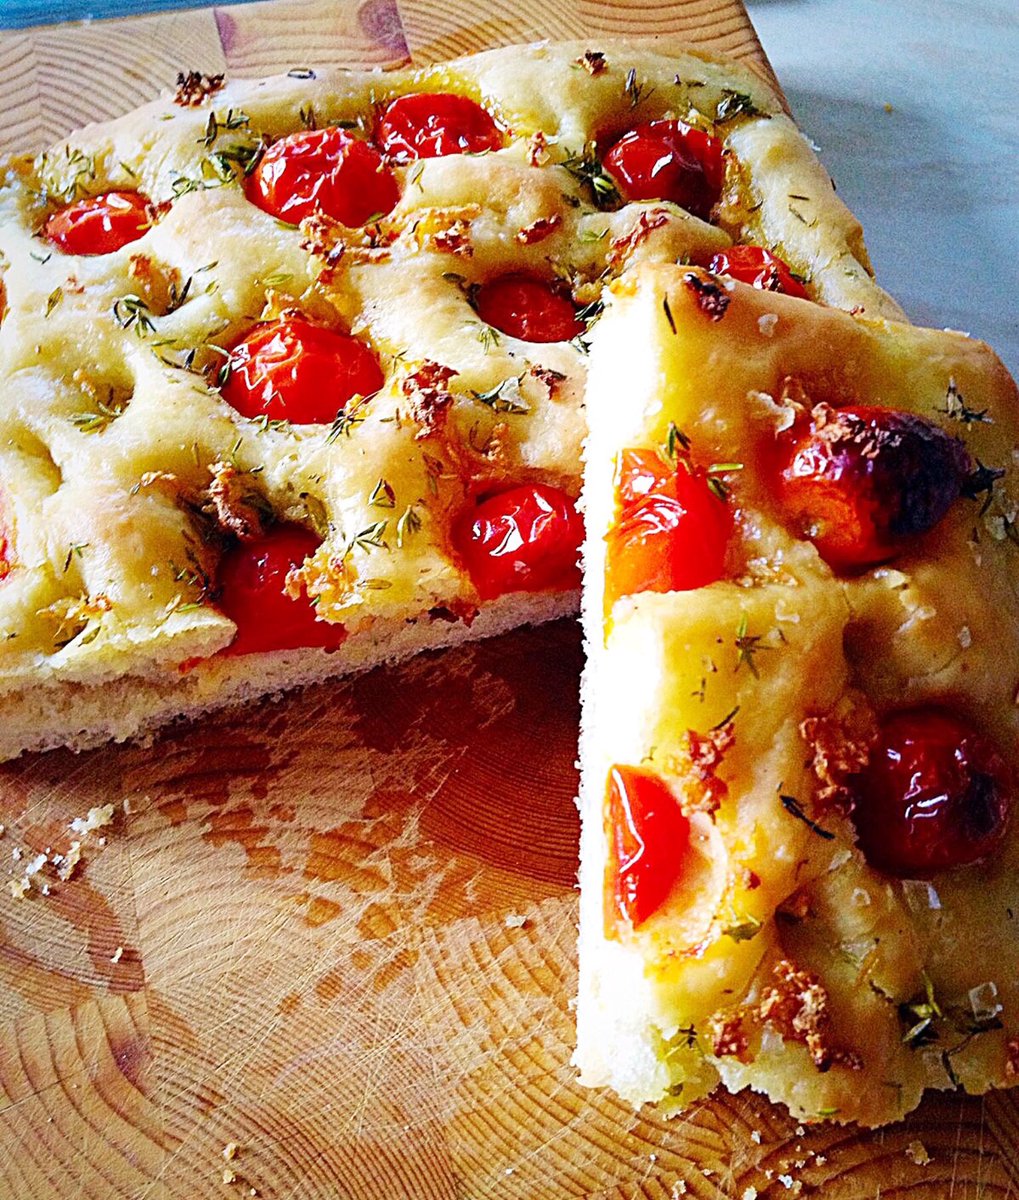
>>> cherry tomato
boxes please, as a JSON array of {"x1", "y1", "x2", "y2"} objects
[
  {"x1": 454, "y1": 482, "x2": 582, "y2": 600},
  {"x1": 474, "y1": 274, "x2": 583, "y2": 343},
  {"x1": 775, "y1": 405, "x2": 970, "y2": 571},
  {"x1": 43, "y1": 191, "x2": 150, "y2": 255},
  {"x1": 218, "y1": 525, "x2": 346, "y2": 657},
  {"x1": 708, "y1": 245, "x2": 809, "y2": 300},
  {"x1": 604, "y1": 765, "x2": 691, "y2": 936},
  {"x1": 221, "y1": 318, "x2": 383, "y2": 423},
  {"x1": 376, "y1": 93, "x2": 504, "y2": 161},
  {"x1": 605, "y1": 448, "x2": 732, "y2": 608},
  {"x1": 603, "y1": 121, "x2": 724, "y2": 220},
  {"x1": 850, "y1": 709, "x2": 1011, "y2": 877},
  {"x1": 246, "y1": 127, "x2": 399, "y2": 227}
]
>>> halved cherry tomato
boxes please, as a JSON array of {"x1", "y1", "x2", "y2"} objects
[
  {"x1": 605, "y1": 448, "x2": 731, "y2": 608},
  {"x1": 454, "y1": 482, "x2": 582, "y2": 600},
  {"x1": 709, "y1": 245, "x2": 809, "y2": 300},
  {"x1": 376, "y1": 93, "x2": 504, "y2": 161},
  {"x1": 221, "y1": 317, "x2": 383, "y2": 424},
  {"x1": 218, "y1": 524, "x2": 346, "y2": 657},
  {"x1": 775, "y1": 405, "x2": 970, "y2": 570},
  {"x1": 604, "y1": 765, "x2": 691, "y2": 936},
  {"x1": 474, "y1": 274, "x2": 583, "y2": 343},
  {"x1": 246, "y1": 127, "x2": 399, "y2": 227},
  {"x1": 850, "y1": 709, "x2": 1011, "y2": 877},
  {"x1": 43, "y1": 191, "x2": 150, "y2": 255},
  {"x1": 603, "y1": 121, "x2": 724, "y2": 220}
]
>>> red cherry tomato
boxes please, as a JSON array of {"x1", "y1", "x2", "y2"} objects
[
  {"x1": 376, "y1": 93, "x2": 504, "y2": 161},
  {"x1": 605, "y1": 448, "x2": 732, "y2": 608},
  {"x1": 43, "y1": 191, "x2": 150, "y2": 255},
  {"x1": 851, "y1": 709, "x2": 1011, "y2": 877},
  {"x1": 604, "y1": 765, "x2": 691, "y2": 936},
  {"x1": 222, "y1": 318, "x2": 383, "y2": 424},
  {"x1": 709, "y1": 245, "x2": 809, "y2": 300},
  {"x1": 474, "y1": 274, "x2": 583, "y2": 343},
  {"x1": 603, "y1": 121, "x2": 724, "y2": 220},
  {"x1": 454, "y1": 482, "x2": 582, "y2": 600},
  {"x1": 775, "y1": 405, "x2": 970, "y2": 571},
  {"x1": 246, "y1": 127, "x2": 399, "y2": 227},
  {"x1": 218, "y1": 525, "x2": 346, "y2": 657}
]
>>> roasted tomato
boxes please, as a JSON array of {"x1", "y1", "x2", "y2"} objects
[
  {"x1": 221, "y1": 317, "x2": 383, "y2": 423},
  {"x1": 708, "y1": 245, "x2": 809, "y2": 300},
  {"x1": 376, "y1": 92, "x2": 504, "y2": 161},
  {"x1": 454, "y1": 482, "x2": 582, "y2": 599},
  {"x1": 603, "y1": 120, "x2": 724, "y2": 220},
  {"x1": 605, "y1": 448, "x2": 732, "y2": 608},
  {"x1": 474, "y1": 274, "x2": 583, "y2": 343},
  {"x1": 218, "y1": 524, "x2": 346, "y2": 656},
  {"x1": 246, "y1": 127, "x2": 399, "y2": 227},
  {"x1": 775, "y1": 405, "x2": 971, "y2": 570},
  {"x1": 850, "y1": 709, "x2": 1011, "y2": 877},
  {"x1": 604, "y1": 765, "x2": 691, "y2": 936},
  {"x1": 43, "y1": 191, "x2": 150, "y2": 255}
]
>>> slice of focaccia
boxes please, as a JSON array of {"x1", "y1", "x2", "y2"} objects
[
  {"x1": 0, "y1": 40, "x2": 901, "y2": 761},
  {"x1": 577, "y1": 260, "x2": 1019, "y2": 1126}
]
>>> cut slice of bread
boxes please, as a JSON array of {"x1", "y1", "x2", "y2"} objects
[{"x1": 576, "y1": 261, "x2": 1019, "y2": 1126}]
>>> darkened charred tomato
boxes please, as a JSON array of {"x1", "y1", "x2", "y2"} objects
[
  {"x1": 708, "y1": 245, "x2": 809, "y2": 300},
  {"x1": 775, "y1": 404, "x2": 971, "y2": 570},
  {"x1": 474, "y1": 274, "x2": 583, "y2": 343},
  {"x1": 603, "y1": 121, "x2": 724, "y2": 220},
  {"x1": 850, "y1": 709, "x2": 1011, "y2": 877},
  {"x1": 218, "y1": 524, "x2": 346, "y2": 656},
  {"x1": 246, "y1": 127, "x2": 399, "y2": 227},
  {"x1": 605, "y1": 448, "x2": 732, "y2": 608},
  {"x1": 604, "y1": 765, "x2": 691, "y2": 936},
  {"x1": 454, "y1": 482, "x2": 582, "y2": 599},
  {"x1": 375, "y1": 92, "x2": 504, "y2": 161},
  {"x1": 43, "y1": 191, "x2": 150, "y2": 255},
  {"x1": 222, "y1": 317, "x2": 383, "y2": 423}
]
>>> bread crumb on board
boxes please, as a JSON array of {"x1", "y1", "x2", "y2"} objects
[
  {"x1": 5, "y1": 803, "x2": 116, "y2": 899},
  {"x1": 906, "y1": 1140, "x2": 932, "y2": 1166}
]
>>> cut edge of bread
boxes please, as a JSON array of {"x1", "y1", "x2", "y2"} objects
[{"x1": 0, "y1": 589, "x2": 577, "y2": 762}]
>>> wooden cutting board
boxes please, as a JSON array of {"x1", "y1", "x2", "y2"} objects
[{"x1": 0, "y1": 2, "x2": 1017, "y2": 1196}]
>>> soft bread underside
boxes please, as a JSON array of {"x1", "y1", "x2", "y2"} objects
[{"x1": 1, "y1": 590, "x2": 576, "y2": 761}]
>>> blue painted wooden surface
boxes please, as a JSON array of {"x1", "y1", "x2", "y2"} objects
[{"x1": 0, "y1": 0, "x2": 257, "y2": 30}]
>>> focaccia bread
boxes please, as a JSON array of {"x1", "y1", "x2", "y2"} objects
[
  {"x1": 577, "y1": 261, "x2": 1019, "y2": 1126},
  {"x1": 0, "y1": 40, "x2": 901, "y2": 760}
]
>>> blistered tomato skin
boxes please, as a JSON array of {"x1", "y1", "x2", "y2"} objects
[
  {"x1": 604, "y1": 765, "x2": 691, "y2": 937},
  {"x1": 454, "y1": 483, "x2": 583, "y2": 600},
  {"x1": 605, "y1": 449, "x2": 732, "y2": 608},
  {"x1": 43, "y1": 191, "x2": 150, "y2": 255},
  {"x1": 474, "y1": 274, "x2": 583, "y2": 343},
  {"x1": 776, "y1": 405, "x2": 971, "y2": 570},
  {"x1": 222, "y1": 318, "x2": 383, "y2": 424},
  {"x1": 376, "y1": 93, "x2": 504, "y2": 161},
  {"x1": 851, "y1": 709, "x2": 1011, "y2": 877},
  {"x1": 246, "y1": 127, "x2": 399, "y2": 227},
  {"x1": 708, "y1": 245, "x2": 809, "y2": 300},
  {"x1": 603, "y1": 121, "x2": 725, "y2": 221},
  {"x1": 218, "y1": 525, "x2": 346, "y2": 657}
]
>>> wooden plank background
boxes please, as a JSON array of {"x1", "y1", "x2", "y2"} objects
[{"x1": 0, "y1": 2, "x2": 1016, "y2": 1197}]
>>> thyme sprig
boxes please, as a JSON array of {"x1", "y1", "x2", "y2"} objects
[{"x1": 561, "y1": 142, "x2": 620, "y2": 209}]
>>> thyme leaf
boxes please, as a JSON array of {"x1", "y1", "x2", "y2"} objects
[{"x1": 780, "y1": 793, "x2": 836, "y2": 840}]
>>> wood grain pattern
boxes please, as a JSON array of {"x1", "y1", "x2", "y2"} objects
[{"x1": 0, "y1": 1, "x2": 1016, "y2": 1197}]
